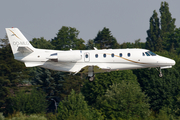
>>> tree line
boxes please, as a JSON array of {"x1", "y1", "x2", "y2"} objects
[{"x1": 1, "y1": 1, "x2": 180, "y2": 120}]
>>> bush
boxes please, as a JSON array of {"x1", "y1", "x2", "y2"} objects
[
  {"x1": 5, "y1": 89, "x2": 48, "y2": 115},
  {"x1": 45, "y1": 113, "x2": 57, "y2": 120},
  {"x1": 7, "y1": 112, "x2": 47, "y2": 120},
  {"x1": 57, "y1": 90, "x2": 103, "y2": 120},
  {"x1": 0, "y1": 113, "x2": 5, "y2": 120},
  {"x1": 96, "y1": 80, "x2": 150, "y2": 119}
]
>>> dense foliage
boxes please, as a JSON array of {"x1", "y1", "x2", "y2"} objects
[
  {"x1": 0, "y1": 43, "x2": 29, "y2": 113},
  {"x1": 0, "y1": 1, "x2": 180, "y2": 119},
  {"x1": 94, "y1": 27, "x2": 119, "y2": 49},
  {"x1": 96, "y1": 80, "x2": 150, "y2": 119},
  {"x1": 82, "y1": 70, "x2": 137, "y2": 105},
  {"x1": 5, "y1": 89, "x2": 48, "y2": 115},
  {"x1": 57, "y1": 90, "x2": 103, "y2": 120}
]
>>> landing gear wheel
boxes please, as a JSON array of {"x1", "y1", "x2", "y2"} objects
[
  {"x1": 88, "y1": 76, "x2": 94, "y2": 81},
  {"x1": 159, "y1": 73, "x2": 163, "y2": 77},
  {"x1": 156, "y1": 67, "x2": 163, "y2": 78},
  {"x1": 88, "y1": 75, "x2": 95, "y2": 81},
  {"x1": 89, "y1": 77, "x2": 94, "y2": 82}
]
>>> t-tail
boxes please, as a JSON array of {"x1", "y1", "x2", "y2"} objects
[{"x1": 6, "y1": 28, "x2": 35, "y2": 60}]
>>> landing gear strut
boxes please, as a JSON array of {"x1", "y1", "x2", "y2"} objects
[
  {"x1": 88, "y1": 66, "x2": 94, "y2": 81},
  {"x1": 156, "y1": 67, "x2": 163, "y2": 77}
]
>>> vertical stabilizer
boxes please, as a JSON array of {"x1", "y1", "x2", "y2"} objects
[{"x1": 5, "y1": 28, "x2": 35, "y2": 58}]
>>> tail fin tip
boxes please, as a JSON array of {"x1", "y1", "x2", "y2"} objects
[{"x1": 5, "y1": 28, "x2": 34, "y2": 55}]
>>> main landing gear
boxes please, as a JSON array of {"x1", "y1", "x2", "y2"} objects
[{"x1": 88, "y1": 66, "x2": 95, "y2": 81}]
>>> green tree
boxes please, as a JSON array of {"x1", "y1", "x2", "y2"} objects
[
  {"x1": 94, "y1": 27, "x2": 119, "y2": 49},
  {"x1": 160, "y1": 2, "x2": 176, "y2": 41},
  {"x1": 85, "y1": 39, "x2": 95, "y2": 50},
  {"x1": 146, "y1": 10, "x2": 162, "y2": 51},
  {"x1": 120, "y1": 42, "x2": 134, "y2": 48},
  {"x1": 0, "y1": 45, "x2": 29, "y2": 85},
  {"x1": 0, "y1": 36, "x2": 9, "y2": 47},
  {"x1": 96, "y1": 81, "x2": 150, "y2": 119},
  {"x1": 82, "y1": 70, "x2": 137, "y2": 105},
  {"x1": 0, "y1": 77, "x2": 10, "y2": 112},
  {"x1": 30, "y1": 37, "x2": 55, "y2": 49},
  {"x1": 29, "y1": 37, "x2": 64, "y2": 97},
  {"x1": 166, "y1": 28, "x2": 180, "y2": 52},
  {"x1": 57, "y1": 90, "x2": 103, "y2": 120},
  {"x1": 29, "y1": 35, "x2": 86, "y2": 103},
  {"x1": 51, "y1": 26, "x2": 85, "y2": 50},
  {"x1": 133, "y1": 67, "x2": 180, "y2": 112},
  {"x1": 5, "y1": 89, "x2": 48, "y2": 115},
  {"x1": 134, "y1": 39, "x2": 146, "y2": 48},
  {"x1": 6, "y1": 112, "x2": 47, "y2": 120},
  {"x1": 160, "y1": 2, "x2": 176, "y2": 51},
  {"x1": 0, "y1": 38, "x2": 29, "y2": 112},
  {"x1": 30, "y1": 67, "x2": 85, "y2": 100},
  {"x1": 119, "y1": 39, "x2": 145, "y2": 49},
  {"x1": 62, "y1": 74, "x2": 85, "y2": 98},
  {"x1": 146, "y1": 2, "x2": 176, "y2": 52},
  {"x1": 30, "y1": 67, "x2": 64, "y2": 98}
]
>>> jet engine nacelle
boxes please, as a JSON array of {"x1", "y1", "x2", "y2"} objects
[{"x1": 57, "y1": 51, "x2": 82, "y2": 62}]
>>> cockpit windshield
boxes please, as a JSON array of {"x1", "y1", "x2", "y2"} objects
[
  {"x1": 147, "y1": 51, "x2": 156, "y2": 56},
  {"x1": 145, "y1": 52, "x2": 150, "y2": 56}
]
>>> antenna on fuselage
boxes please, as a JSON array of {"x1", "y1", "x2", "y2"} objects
[{"x1": 94, "y1": 47, "x2": 98, "y2": 50}]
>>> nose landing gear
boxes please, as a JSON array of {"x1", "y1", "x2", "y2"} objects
[
  {"x1": 159, "y1": 70, "x2": 163, "y2": 77},
  {"x1": 156, "y1": 67, "x2": 163, "y2": 77}
]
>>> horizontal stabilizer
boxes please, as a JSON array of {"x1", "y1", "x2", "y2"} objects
[
  {"x1": 25, "y1": 62, "x2": 45, "y2": 67},
  {"x1": 17, "y1": 45, "x2": 34, "y2": 53}
]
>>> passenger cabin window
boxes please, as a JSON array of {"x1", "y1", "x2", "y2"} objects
[
  {"x1": 119, "y1": 53, "x2": 122, "y2": 57},
  {"x1": 103, "y1": 53, "x2": 106, "y2": 58},
  {"x1": 95, "y1": 54, "x2": 98, "y2": 58},
  {"x1": 145, "y1": 52, "x2": 150, "y2": 56},
  {"x1": 111, "y1": 53, "x2": 114, "y2": 57},
  {"x1": 85, "y1": 54, "x2": 88, "y2": 58},
  {"x1": 127, "y1": 53, "x2": 130, "y2": 57},
  {"x1": 142, "y1": 53, "x2": 145, "y2": 56}
]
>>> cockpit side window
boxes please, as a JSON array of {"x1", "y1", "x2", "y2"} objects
[
  {"x1": 142, "y1": 53, "x2": 145, "y2": 56},
  {"x1": 145, "y1": 52, "x2": 150, "y2": 56},
  {"x1": 148, "y1": 51, "x2": 156, "y2": 56}
]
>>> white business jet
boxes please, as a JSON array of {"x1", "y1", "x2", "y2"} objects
[{"x1": 6, "y1": 28, "x2": 175, "y2": 81}]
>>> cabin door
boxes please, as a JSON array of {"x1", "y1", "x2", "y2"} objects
[{"x1": 84, "y1": 52, "x2": 90, "y2": 62}]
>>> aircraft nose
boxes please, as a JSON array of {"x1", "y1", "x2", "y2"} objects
[
  {"x1": 171, "y1": 59, "x2": 176, "y2": 66},
  {"x1": 157, "y1": 57, "x2": 176, "y2": 66},
  {"x1": 165, "y1": 58, "x2": 175, "y2": 66}
]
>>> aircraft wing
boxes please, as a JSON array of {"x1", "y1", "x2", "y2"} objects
[
  {"x1": 17, "y1": 45, "x2": 34, "y2": 53},
  {"x1": 79, "y1": 65, "x2": 109, "y2": 74}
]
